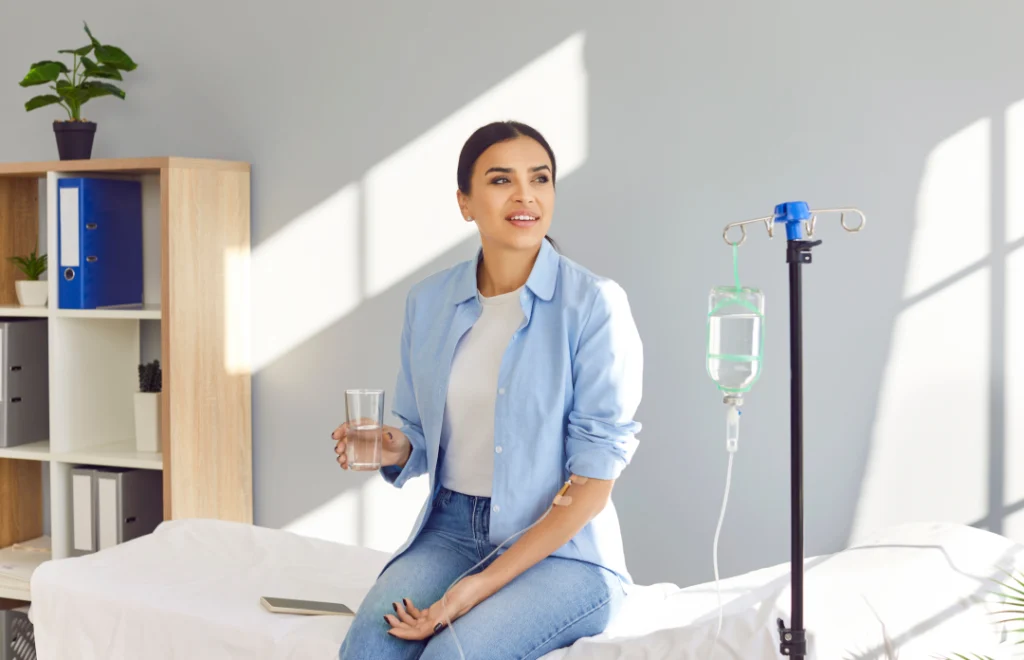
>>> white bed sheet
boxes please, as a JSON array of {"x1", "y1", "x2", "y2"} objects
[
  {"x1": 30, "y1": 519, "x2": 391, "y2": 660},
  {"x1": 28, "y1": 518, "x2": 1024, "y2": 659},
  {"x1": 549, "y1": 522, "x2": 1024, "y2": 659}
]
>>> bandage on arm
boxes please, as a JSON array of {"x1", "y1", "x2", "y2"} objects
[{"x1": 552, "y1": 474, "x2": 589, "y2": 506}]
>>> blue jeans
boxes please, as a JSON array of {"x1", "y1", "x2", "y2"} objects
[{"x1": 339, "y1": 487, "x2": 625, "y2": 659}]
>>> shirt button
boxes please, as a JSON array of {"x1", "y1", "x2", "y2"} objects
[
  {"x1": 495, "y1": 446, "x2": 503, "y2": 454},
  {"x1": 492, "y1": 505, "x2": 500, "y2": 513},
  {"x1": 498, "y1": 388, "x2": 506, "y2": 395}
]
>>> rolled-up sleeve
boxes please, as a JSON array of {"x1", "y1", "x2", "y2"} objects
[
  {"x1": 565, "y1": 280, "x2": 643, "y2": 480},
  {"x1": 381, "y1": 291, "x2": 428, "y2": 488}
]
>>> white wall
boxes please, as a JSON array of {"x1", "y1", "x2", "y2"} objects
[{"x1": 2, "y1": 0, "x2": 1022, "y2": 589}]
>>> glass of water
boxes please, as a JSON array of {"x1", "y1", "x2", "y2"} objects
[{"x1": 345, "y1": 389, "x2": 384, "y2": 470}]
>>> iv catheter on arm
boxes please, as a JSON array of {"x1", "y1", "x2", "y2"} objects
[
  {"x1": 435, "y1": 474, "x2": 609, "y2": 659},
  {"x1": 386, "y1": 473, "x2": 613, "y2": 660},
  {"x1": 705, "y1": 202, "x2": 865, "y2": 660},
  {"x1": 469, "y1": 474, "x2": 609, "y2": 597}
]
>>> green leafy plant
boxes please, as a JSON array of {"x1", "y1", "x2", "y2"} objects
[
  {"x1": 19, "y1": 21, "x2": 137, "y2": 121},
  {"x1": 936, "y1": 568, "x2": 1024, "y2": 660},
  {"x1": 138, "y1": 359, "x2": 161, "y2": 393},
  {"x1": 7, "y1": 251, "x2": 47, "y2": 280}
]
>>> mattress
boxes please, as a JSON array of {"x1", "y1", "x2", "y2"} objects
[{"x1": 28, "y1": 518, "x2": 1024, "y2": 659}]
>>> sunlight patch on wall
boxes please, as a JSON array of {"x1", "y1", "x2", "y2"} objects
[
  {"x1": 244, "y1": 184, "x2": 361, "y2": 373},
  {"x1": 852, "y1": 270, "x2": 991, "y2": 542},
  {"x1": 851, "y1": 121, "x2": 993, "y2": 542},
  {"x1": 363, "y1": 31, "x2": 589, "y2": 298},
  {"x1": 904, "y1": 119, "x2": 991, "y2": 298},
  {"x1": 283, "y1": 475, "x2": 430, "y2": 553},
  {"x1": 235, "y1": 32, "x2": 589, "y2": 375},
  {"x1": 284, "y1": 488, "x2": 361, "y2": 547},
  {"x1": 362, "y1": 476, "x2": 431, "y2": 553}
]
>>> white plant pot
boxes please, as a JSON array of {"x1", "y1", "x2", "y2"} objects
[
  {"x1": 134, "y1": 391, "x2": 162, "y2": 453},
  {"x1": 15, "y1": 280, "x2": 47, "y2": 307}
]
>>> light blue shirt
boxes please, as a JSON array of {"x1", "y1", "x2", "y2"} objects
[{"x1": 380, "y1": 238, "x2": 644, "y2": 584}]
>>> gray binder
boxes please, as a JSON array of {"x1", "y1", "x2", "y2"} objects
[
  {"x1": 70, "y1": 466, "x2": 163, "y2": 557},
  {"x1": 0, "y1": 318, "x2": 48, "y2": 449}
]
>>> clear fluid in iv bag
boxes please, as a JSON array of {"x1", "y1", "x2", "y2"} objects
[{"x1": 706, "y1": 285, "x2": 764, "y2": 393}]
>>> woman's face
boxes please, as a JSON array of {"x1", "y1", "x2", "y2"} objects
[{"x1": 458, "y1": 136, "x2": 555, "y2": 252}]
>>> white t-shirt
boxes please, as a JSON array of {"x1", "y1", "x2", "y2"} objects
[{"x1": 441, "y1": 286, "x2": 525, "y2": 497}]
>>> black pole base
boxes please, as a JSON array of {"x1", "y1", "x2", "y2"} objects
[{"x1": 777, "y1": 618, "x2": 807, "y2": 657}]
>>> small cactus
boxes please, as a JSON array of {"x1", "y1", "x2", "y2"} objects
[{"x1": 138, "y1": 359, "x2": 161, "y2": 393}]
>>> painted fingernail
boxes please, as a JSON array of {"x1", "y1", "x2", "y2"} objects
[
  {"x1": 434, "y1": 623, "x2": 443, "y2": 633},
  {"x1": 392, "y1": 602, "x2": 398, "y2": 613},
  {"x1": 384, "y1": 615, "x2": 390, "y2": 624},
  {"x1": 402, "y1": 598, "x2": 410, "y2": 608}
]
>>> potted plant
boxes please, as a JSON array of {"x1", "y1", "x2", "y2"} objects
[
  {"x1": 134, "y1": 359, "x2": 162, "y2": 453},
  {"x1": 18, "y1": 21, "x2": 137, "y2": 160},
  {"x1": 7, "y1": 251, "x2": 47, "y2": 307}
]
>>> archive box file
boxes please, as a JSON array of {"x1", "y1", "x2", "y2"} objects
[
  {"x1": 70, "y1": 466, "x2": 163, "y2": 557},
  {"x1": 0, "y1": 318, "x2": 48, "y2": 449}
]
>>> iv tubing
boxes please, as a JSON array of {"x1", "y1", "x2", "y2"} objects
[
  {"x1": 440, "y1": 481, "x2": 569, "y2": 659},
  {"x1": 708, "y1": 399, "x2": 740, "y2": 659}
]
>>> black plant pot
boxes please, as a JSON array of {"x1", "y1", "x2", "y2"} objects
[{"x1": 53, "y1": 120, "x2": 97, "y2": 160}]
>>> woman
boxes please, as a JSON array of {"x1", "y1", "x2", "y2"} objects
[{"x1": 334, "y1": 120, "x2": 643, "y2": 660}]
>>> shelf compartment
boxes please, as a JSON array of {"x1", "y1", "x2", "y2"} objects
[
  {"x1": 0, "y1": 536, "x2": 50, "y2": 601},
  {"x1": 0, "y1": 457, "x2": 44, "y2": 599},
  {"x1": 49, "y1": 317, "x2": 139, "y2": 457}
]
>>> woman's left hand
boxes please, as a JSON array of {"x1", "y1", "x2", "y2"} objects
[{"x1": 385, "y1": 575, "x2": 491, "y2": 640}]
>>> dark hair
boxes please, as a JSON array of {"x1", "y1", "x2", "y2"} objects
[{"x1": 457, "y1": 120, "x2": 560, "y2": 251}]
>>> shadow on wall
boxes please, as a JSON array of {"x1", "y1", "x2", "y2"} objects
[{"x1": 204, "y1": 2, "x2": 1024, "y2": 588}]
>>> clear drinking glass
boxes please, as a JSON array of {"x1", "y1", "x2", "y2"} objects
[{"x1": 345, "y1": 389, "x2": 384, "y2": 470}]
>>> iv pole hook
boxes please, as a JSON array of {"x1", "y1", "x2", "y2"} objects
[
  {"x1": 722, "y1": 214, "x2": 774, "y2": 246},
  {"x1": 722, "y1": 207, "x2": 866, "y2": 245}
]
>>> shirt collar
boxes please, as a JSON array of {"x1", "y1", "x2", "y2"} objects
[{"x1": 454, "y1": 239, "x2": 559, "y2": 305}]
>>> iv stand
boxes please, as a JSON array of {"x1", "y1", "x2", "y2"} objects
[{"x1": 722, "y1": 202, "x2": 866, "y2": 659}]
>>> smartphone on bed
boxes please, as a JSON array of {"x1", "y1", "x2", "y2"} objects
[{"x1": 260, "y1": 596, "x2": 355, "y2": 616}]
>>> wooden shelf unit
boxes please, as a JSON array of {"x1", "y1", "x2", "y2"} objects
[{"x1": 0, "y1": 157, "x2": 253, "y2": 601}]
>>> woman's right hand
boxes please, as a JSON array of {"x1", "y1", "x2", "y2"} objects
[{"x1": 332, "y1": 422, "x2": 412, "y2": 470}]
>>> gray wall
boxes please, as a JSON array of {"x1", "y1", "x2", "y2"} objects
[{"x1": 3, "y1": 0, "x2": 1022, "y2": 589}]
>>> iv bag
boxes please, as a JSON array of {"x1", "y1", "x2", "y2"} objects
[{"x1": 706, "y1": 285, "x2": 764, "y2": 394}]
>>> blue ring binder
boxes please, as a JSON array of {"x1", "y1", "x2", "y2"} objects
[{"x1": 56, "y1": 178, "x2": 144, "y2": 310}]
